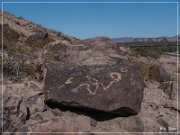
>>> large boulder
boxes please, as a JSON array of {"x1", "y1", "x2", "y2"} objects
[{"x1": 44, "y1": 60, "x2": 144, "y2": 116}]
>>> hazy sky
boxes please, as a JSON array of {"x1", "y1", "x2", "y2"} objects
[{"x1": 1, "y1": 0, "x2": 178, "y2": 39}]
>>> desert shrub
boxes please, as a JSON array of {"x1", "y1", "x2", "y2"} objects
[
  {"x1": 149, "y1": 65, "x2": 161, "y2": 82},
  {"x1": 3, "y1": 57, "x2": 44, "y2": 82},
  {"x1": 16, "y1": 45, "x2": 31, "y2": 55},
  {"x1": 19, "y1": 62, "x2": 36, "y2": 76},
  {"x1": 3, "y1": 60, "x2": 19, "y2": 80},
  {"x1": 18, "y1": 60, "x2": 44, "y2": 81},
  {"x1": 117, "y1": 40, "x2": 178, "y2": 58},
  {"x1": 132, "y1": 45, "x2": 179, "y2": 59},
  {"x1": 49, "y1": 43, "x2": 70, "y2": 53},
  {"x1": 132, "y1": 47, "x2": 160, "y2": 59},
  {"x1": 0, "y1": 24, "x2": 20, "y2": 48},
  {"x1": 139, "y1": 62, "x2": 150, "y2": 78},
  {"x1": 48, "y1": 28, "x2": 63, "y2": 37},
  {"x1": 0, "y1": 24, "x2": 21, "y2": 60},
  {"x1": 25, "y1": 33, "x2": 52, "y2": 51},
  {"x1": 139, "y1": 62, "x2": 161, "y2": 82},
  {"x1": 18, "y1": 16, "x2": 25, "y2": 20}
]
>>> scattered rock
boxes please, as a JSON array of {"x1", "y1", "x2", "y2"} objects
[
  {"x1": 17, "y1": 98, "x2": 30, "y2": 122},
  {"x1": 18, "y1": 120, "x2": 91, "y2": 135},
  {"x1": 158, "y1": 81, "x2": 173, "y2": 98},
  {"x1": 158, "y1": 80, "x2": 180, "y2": 101},
  {"x1": 61, "y1": 40, "x2": 71, "y2": 46},
  {"x1": 90, "y1": 118, "x2": 97, "y2": 127},
  {"x1": 63, "y1": 35, "x2": 80, "y2": 45},
  {"x1": 51, "y1": 108, "x2": 63, "y2": 116},
  {"x1": 75, "y1": 115, "x2": 90, "y2": 131},
  {"x1": 168, "y1": 100, "x2": 180, "y2": 112},
  {"x1": 117, "y1": 116, "x2": 144, "y2": 132},
  {"x1": 119, "y1": 47, "x2": 131, "y2": 55},
  {"x1": 159, "y1": 65, "x2": 171, "y2": 82},
  {"x1": 140, "y1": 117, "x2": 161, "y2": 132},
  {"x1": 170, "y1": 81, "x2": 180, "y2": 100},
  {"x1": 156, "y1": 117, "x2": 169, "y2": 132},
  {"x1": 3, "y1": 97, "x2": 29, "y2": 132},
  {"x1": 17, "y1": 18, "x2": 30, "y2": 27},
  {"x1": 25, "y1": 94, "x2": 45, "y2": 115}
]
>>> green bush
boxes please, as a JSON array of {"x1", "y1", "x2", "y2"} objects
[
  {"x1": 132, "y1": 45, "x2": 179, "y2": 59},
  {"x1": 139, "y1": 62, "x2": 161, "y2": 82},
  {"x1": 117, "y1": 41, "x2": 179, "y2": 59},
  {"x1": 0, "y1": 24, "x2": 20, "y2": 49}
]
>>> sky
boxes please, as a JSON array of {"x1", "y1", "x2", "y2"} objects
[{"x1": 1, "y1": 0, "x2": 179, "y2": 39}]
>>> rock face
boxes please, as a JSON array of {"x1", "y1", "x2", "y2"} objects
[{"x1": 44, "y1": 59, "x2": 144, "y2": 116}]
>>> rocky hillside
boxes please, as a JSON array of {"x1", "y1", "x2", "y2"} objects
[{"x1": 0, "y1": 12, "x2": 180, "y2": 134}]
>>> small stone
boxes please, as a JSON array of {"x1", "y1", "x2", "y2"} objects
[
  {"x1": 158, "y1": 81, "x2": 173, "y2": 98},
  {"x1": 51, "y1": 108, "x2": 63, "y2": 116},
  {"x1": 90, "y1": 118, "x2": 97, "y2": 127}
]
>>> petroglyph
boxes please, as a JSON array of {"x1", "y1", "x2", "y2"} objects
[
  {"x1": 109, "y1": 72, "x2": 122, "y2": 82},
  {"x1": 72, "y1": 83, "x2": 98, "y2": 95},
  {"x1": 120, "y1": 67, "x2": 128, "y2": 73},
  {"x1": 65, "y1": 77, "x2": 73, "y2": 84},
  {"x1": 102, "y1": 72, "x2": 122, "y2": 90},
  {"x1": 71, "y1": 72, "x2": 122, "y2": 95}
]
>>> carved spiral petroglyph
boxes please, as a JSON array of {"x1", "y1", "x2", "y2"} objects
[
  {"x1": 102, "y1": 72, "x2": 122, "y2": 90},
  {"x1": 120, "y1": 67, "x2": 128, "y2": 73},
  {"x1": 71, "y1": 72, "x2": 122, "y2": 95}
]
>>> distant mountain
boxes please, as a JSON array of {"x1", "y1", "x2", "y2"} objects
[{"x1": 112, "y1": 35, "x2": 180, "y2": 43}]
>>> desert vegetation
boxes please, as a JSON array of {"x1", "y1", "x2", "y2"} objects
[{"x1": 117, "y1": 41, "x2": 179, "y2": 58}]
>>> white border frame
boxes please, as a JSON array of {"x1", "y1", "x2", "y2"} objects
[{"x1": 1, "y1": 1, "x2": 179, "y2": 134}]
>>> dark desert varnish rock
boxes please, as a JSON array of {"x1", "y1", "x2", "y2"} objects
[{"x1": 44, "y1": 59, "x2": 145, "y2": 116}]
